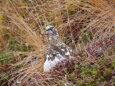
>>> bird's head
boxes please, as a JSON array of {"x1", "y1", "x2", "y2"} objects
[{"x1": 45, "y1": 25, "x2": 57, "y2": 36}]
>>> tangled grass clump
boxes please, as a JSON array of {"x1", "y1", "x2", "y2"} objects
[{"x1": 0, "y1": 0, "x2": 115, "y2": 86}]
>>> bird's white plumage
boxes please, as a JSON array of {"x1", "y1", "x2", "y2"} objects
[
  {"x1": 65, "y1": 52, "x2": 70, "y2": 56},
  {"x1": 45, "y1": 25, "x2": 53, "y2": 31},
  {"x1": 56, "y1": 53, "x2": 66, "y2": 61},
  {"x1": 44, "y1": 55, "x2": 66, "y2": 72},
  {"x1": 61, "y1": 49, "x2": 65, "y2": 51},
  {"x1": 44, "y1": 25, "x2": 72, "y2": 72}
]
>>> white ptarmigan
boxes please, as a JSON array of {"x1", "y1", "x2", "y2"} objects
[{"x1": 44, "y1": 25, "x2": 73, "y2": 72}]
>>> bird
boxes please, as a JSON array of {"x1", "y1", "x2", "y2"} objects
[{"x1": 44, "y1": 25, "x2": 73, "y2": 72}]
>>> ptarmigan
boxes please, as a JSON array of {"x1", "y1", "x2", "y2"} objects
[{"x1": 44, "y1": 25, "x2": 73, "y2": 72}]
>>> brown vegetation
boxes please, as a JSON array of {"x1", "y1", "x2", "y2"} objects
[{"x1": 0, "y1": 0, "x2": 115, "y2": 86}]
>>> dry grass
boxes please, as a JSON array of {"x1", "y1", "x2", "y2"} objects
[
  {"x1": 0, "y1": 13, "x2": 6, "y2": 49},
  {"x1": 0, "y1": 0, "x2": 115, "y2": 86}
]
